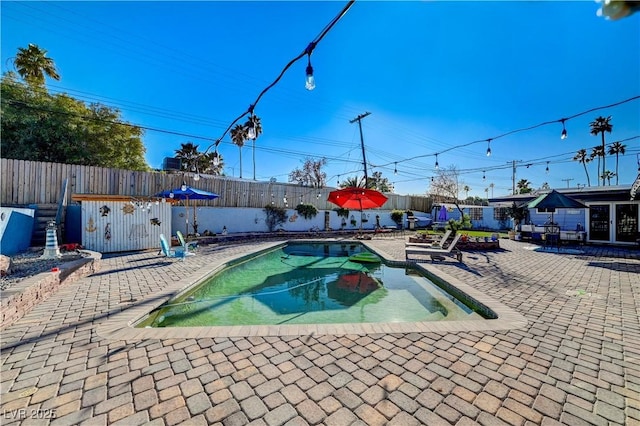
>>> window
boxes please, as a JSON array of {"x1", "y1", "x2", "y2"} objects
[
  {"x1": 494, "y1": 207, "x2": 508, "y2": 221},
  {"x1": 470, "y1": 208, "x2": 483, "y2": 221}
]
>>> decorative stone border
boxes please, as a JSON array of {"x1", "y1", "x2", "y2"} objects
[{"x1": 0, "y1": 250, "x2": 102, "y2": 329}]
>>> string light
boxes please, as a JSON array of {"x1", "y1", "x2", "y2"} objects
[
  {"x1": 560, "y1": 119, "x2": 568, "y2": 140},
  {"x1": 305, "y1": 44, "x2": 316, "y2": 91},
  {"x1": 394, "y1": 162, "x2": 398, "y2": 175},
  {"x1": 435, "y1": 154, "x2": 439, "y2": 170},
  {"x1": 486, "y1": 139, "x2": 492, "y2": 156},
  {"x1": 202, "y1": 1, "x2": 355, "y2": 156},
  {"x1": 483, "y1": 170, "x2": 486, "y2": 180},
  {"x1": 545, "y1": 161, "x2": 550, "y2": 174},
  {"x1": 180, "y1": 181, "x2": 187, "y2": 191}
]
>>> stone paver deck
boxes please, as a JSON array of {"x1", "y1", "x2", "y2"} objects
[{"x1": 1, "y1": 237, "x2": 639, "y2": 425}]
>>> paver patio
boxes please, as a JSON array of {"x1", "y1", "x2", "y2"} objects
[{"x1": 1, "y1": 237, "x2": 639, "y2": 425}]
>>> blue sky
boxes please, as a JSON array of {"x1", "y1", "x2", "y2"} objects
[{"x1": 2, "y1": 1, "x2": 639, "y2": 198}]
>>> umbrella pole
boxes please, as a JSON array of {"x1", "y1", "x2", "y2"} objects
[{"x1": 185, "y1": 197, "x2": 189, "y2": 237}]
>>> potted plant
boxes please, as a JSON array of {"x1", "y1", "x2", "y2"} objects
[{"x1": 506, "y1": 202, "x2": 527, "y2": 240}]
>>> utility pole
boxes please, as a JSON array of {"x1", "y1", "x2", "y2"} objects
[
  {"x1": 350, "y1": 112, "x2": 371, "y2": 187},
  {"x1": 561, "y1": 178, "x2": 574, "y2": 188},
  {"x1": 509, "y1": 160, "x2": 522, "y2": 194}
]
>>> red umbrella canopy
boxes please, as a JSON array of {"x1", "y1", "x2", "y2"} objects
[{"x1": 327, "y1": 187, "x2": 388, "y2": 210}]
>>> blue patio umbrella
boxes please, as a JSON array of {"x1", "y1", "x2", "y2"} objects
[
  {"x1": 155, "y1": 186, "x2": 220, "y2": 236},
  {"x1": 438, "y1": 205, "x2": 448, "y2": 222}
]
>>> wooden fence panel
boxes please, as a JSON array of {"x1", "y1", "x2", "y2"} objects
[{"x1": 0, "y1": 159, "x2": 434, "y2": 211}]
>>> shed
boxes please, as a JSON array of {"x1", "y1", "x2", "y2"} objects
[{"x1": 73, "y1": 195, "x2": 171, "y2": 253}]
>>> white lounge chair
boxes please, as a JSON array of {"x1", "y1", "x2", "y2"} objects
[
  {"x1": 405, "y1": 233, "x2": 463, "y2": 262},
  {"x1": 405, "y1": 230, "x2": 452, "y2": 248}
]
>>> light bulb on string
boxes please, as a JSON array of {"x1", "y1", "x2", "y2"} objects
[
  {"x1": 560, "y1": 119, "x2": 568, "y2": 140},
  {"x1": 435, "y1": 154, "x2": 439, "y2": 170},
  {"x1": 181, "y1": 181, "x2": 187, "y2": 191},
  {"x1": 246, "y1": 115, "x2": 256, "y2": 140},
  {"x1": 394, "y1": 162, "x2": 398, "y2": 175},
  {"x1": 483, "y1": 171, "x2": 486, "y2": 180},
  {"x1": 546, "y1": 161, "x2": 550, "y2": 174},
  {"x1": 212, "y1": 151, "x2": 220, "y2": 167},
  {"x1": 305, "y1": 54, "x2": 315, "y2": 91},
  {"x1": 486, "y1": 139, "x2": 492, "y2": 156}
]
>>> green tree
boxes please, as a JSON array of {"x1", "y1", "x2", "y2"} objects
[
  {"x1": 516, "y1": 179, "x2": 532, "y2": 194},
  {"x1": 230, "y1": 124, "x2": 247, "y2": 178},
  {"x1": 203, "y1": 151, "x2": 225, "y2": 175},
  {"x1": 288, "y1": 158, "x2": 328, "y2": 187},
  {"x1": 589, "y1": 115, "x2": 613, "y2": 186},
  {"x1": 463, "y1": 185, "x2": 470, "y2": 199},
  {"x1": 13, "y1": 44, "x2": 60, "y2": 87},
  {"x1": 1, "y1": 73, "x2": 147, "y2": 170},
  {"x1": 367, "y1": 171, "x2": 393, "y2": 192},
  {"x1": 607, "y1": 141, "x2": 626, "y2": 185},
  {"x1": 573, "y1": 148, "x2": 592, "y2": 187}
]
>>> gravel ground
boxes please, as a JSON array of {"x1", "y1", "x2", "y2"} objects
[{"x1": 0, "y1": 249, "x2": 85, "y2": 291}]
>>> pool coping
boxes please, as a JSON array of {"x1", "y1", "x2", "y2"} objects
[{"x1": 96, "y1": 239, "x2": 527, "y2": 340}]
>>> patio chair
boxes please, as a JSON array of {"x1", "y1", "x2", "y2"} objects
[
  {"x1": 176, "y1": 231, "x2": 198, "y2": 254},
  {"x1": 405, "y1": 233, "x2": 463, "y2": 262},
  {"x1": 405, "y1": 230, "x2": 452, "y2": 248},
  {"x1": 159, "y1": 234, "x2": 189, "y2": 261}
]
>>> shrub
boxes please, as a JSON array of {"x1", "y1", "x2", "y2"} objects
[
  {"x1": 334, "y1": 208, "x2": 349, "y2": 218},
  {"x1": 295, "y1": 203, "x2": 318, "y2": 220},
  {"x1": 390, "y1": 210, "x2": 404, "y2": 225}
]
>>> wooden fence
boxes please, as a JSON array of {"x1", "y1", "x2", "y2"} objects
[{"x1": 1, "y1": 158, "x2": 433, "y2": 212}]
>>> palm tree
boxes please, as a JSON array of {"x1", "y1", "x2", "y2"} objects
[
  {"x1": 573, "y1": 149, "x2": 592, "y2": 187},
  {"x1": 339, "y1": 176, "x2": 365, "y2": 188},
  {"x1": 204, "y1": 152, "x2": 224, "y2": 175},
  {"x1": 590, "y1": 146, "x2": 605, "y2": 184},
  {"x1": 244, "y1": 115, "x2": 263, "y2": 180},
  {"x1": 174, "y1": 142, "x2": 200, "y2": 172},
  {"x1": 601, "y1": 170, "x2": 616, "y2": 186},
  {"x1": 589, "y1": 116, "x2": 613, "y2": 186},
  {"x1": 13, "y1": 44, "x2": 60, "y2": 87},
  {"x1": 516, "y1": 179, "x2": 532, "y2": 194},
  {"x1": 463, "y1": 185, "x2": 470, "y2": 199},
  {"x1": 489, "y1": 183, "x2": 494, "y2": 198},
  {"x1": 230, "y1": 124, "x2": 248, "y2": 178},
  {"x1": 607, "y1": 141, "x2": 626, "y2": 185}
]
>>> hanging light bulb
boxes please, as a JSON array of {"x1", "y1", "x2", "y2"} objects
[
  {"x1": 560, "y1": 119, "x2": 568, "y2": 140},
  {"x1": 394, "y1": 162, "x2": 398, "y2": 175},
  {"x1": 435, "y1": 154, "x2": 439, "y2": 170},
  {"x1": 181, "y1": 181, "x2": 187, "y2": 191},
  {"x1": 486, "y1": 139, "x2": 492, "y2": 156},
  {"x1": 546, "y1": 161, "x2": 550, "y2": 174},
  {"x1": 246, "y1": 116, "x2": 256, "y2": 140},
  {"x1": 483, "y1": 170, "x2": 486, "y2": 180},
  {"x1": 305, "y1": 54, "x2": 315, "y2": 90},
  {"x1": 212, "y1": 151, "x2": 220, "y2": 167},
  {"x1": 193, "y1": 173, "x2": 200, "y2": 182},
  {"x1": 169, "y1": 192, "x2": 175, "y2": 199}
]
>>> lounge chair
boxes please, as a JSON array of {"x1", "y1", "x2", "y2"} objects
[
  {"x1": 176, "y1": 231, "x2": 198, "y2": 254},
  {"x1": 406, "y1": 230, "x2": 452, "y2": 248},
  {"x1": 405, "y1": 233, "x2": 463, "y2": 262},
  {"x1": 159, "y1": 234, "x2": 189, "y2": 261}
]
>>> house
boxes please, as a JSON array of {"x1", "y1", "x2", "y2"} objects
[{"x1": 489, "y1": 185, "x2": 639, "y2": 246}]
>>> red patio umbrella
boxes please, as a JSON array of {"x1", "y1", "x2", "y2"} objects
[{"x1": 327, "y1": 187, "x2": 388, "y2": 230}]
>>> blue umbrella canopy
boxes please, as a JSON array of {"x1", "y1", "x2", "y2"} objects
[
  {"x1": 155, "y1": 186, "x2": 220, "y2": 236},
  {"x1": 155, "y1": 186, "x2": 220, "y2": 201}
]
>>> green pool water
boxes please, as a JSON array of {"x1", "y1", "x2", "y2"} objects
[{"x1": 137, "y1": 242, "x2": 485, "y2": 328}]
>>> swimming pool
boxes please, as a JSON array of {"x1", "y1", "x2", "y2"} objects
[{"x1": 136, "y1": 242, "x2": 489, "y2": 328}]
